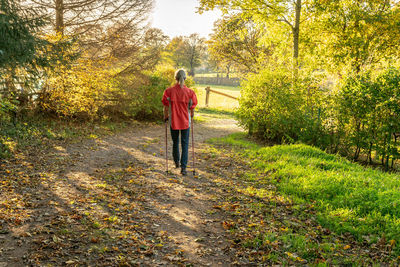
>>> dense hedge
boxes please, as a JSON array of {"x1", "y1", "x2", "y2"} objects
[
  {"x1": 237, "y1": 68, "x2": 327, "y2": 144},
  {"x1": 39, "y1": 65, "x2": 195, "y2": 121},
  {"x1": 334, "y1": 69, "x2": 400, "y2": 167},
  {"x1": 237, "y1": 67, "x2": 400, "y2": 168},
  {"x1": 114, "y1": 67, "x2": 195, "y2": 120}
]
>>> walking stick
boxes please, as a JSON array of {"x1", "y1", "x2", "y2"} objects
[
  {"x1": 192, "y1": 118, "x2": 195, "y2": 176},
  {"x1": 165, "y1": 119, "x2": 168, "y2": 174}
]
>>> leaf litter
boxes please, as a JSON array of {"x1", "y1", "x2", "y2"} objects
[{"x1": 1, "y1": 115, "x2": 397, "y2": 266}]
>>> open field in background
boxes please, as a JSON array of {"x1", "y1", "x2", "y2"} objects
[
  {"x1": 195, "y1": 84, "x2": 241, "y2": 110},
  {"x1": 195, "y1": 73, "x2": 240, "y2": 78}
]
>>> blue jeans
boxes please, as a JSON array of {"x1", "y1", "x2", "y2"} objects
[{"x1": 170, "y1": 127, "x2": 190, "y2": 169}]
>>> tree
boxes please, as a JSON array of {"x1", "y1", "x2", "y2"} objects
[
  {"x1": 0, "y1": 0, "x2": 56, "y2": 98},
  {"x1": 165, "y1": 34, "x2": 206, "y2": 76},
  {"x1": 184, "y1": 33, "x2": 206, "y2": 76},
  {"x1": 116, "y1": 27, "x2": 169, "y2": 76},
  {"x1": 165, "y1": 36, "x2": 186, "y2": 68},
  {"x1": 199, "y1": 0, "x2": 304, "y2": 65},
  {"x1": 208, "y1": 14, "x2": 270, "y2": 74},
  {"x1": 0, "y1": 0, "x2": 47, "y2": 70},
  {"x1": 26, "y1": 0, "x2": 153, "y2": 59},
  {"x1": 306, "y1": 0, "x2": 400, "y2": 73},
  {"x1": 27, "y1": 0, "x2": 153, "y2": 35}
]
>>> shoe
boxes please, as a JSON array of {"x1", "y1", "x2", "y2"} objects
[
  {"x1": 181, "y1": 168, "x2": 187, "y2": 176},
  {"x1": 175, "y1": 162, "x2": 180, "y2": 168}
]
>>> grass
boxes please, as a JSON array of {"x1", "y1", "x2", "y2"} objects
[
  {"x1": 195, "y1": 73, "x2": 241, "y2": 78},
  {"x1": 194, "y1": 107, "x2": 236, "y2": 123},
  {"x1": 196, "y1": 107, "x2": 235, "y2": 117},
  {"x1": 195, "y1": 84, "x2": 240, "y2": 110},
  {"x1": 210, "y1": 133, "x2": 400, "y2": 254},
  {"x1": 196, "y1": 83, "x2": 241, "y2": 92}
]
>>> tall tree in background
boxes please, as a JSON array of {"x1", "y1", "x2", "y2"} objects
[
  {"x1": 199, "y1": 0, "x2": 303, "y2": 65},
  {"x1": 184, "y1": 33, "x2": 206, "y2": 76},
  {"x1": 165, "y1": 34, "x2": 206, "y2": 76},
  {"x1": 165, "y1": 36, "x2": 186, "y2": 68},
  {"x1": 208, "y1": 14, "x2": 270, "y2": 74},
  {"x1": 117, "y1": 27, "x2": 169, "y2": 76},
  {"x1": 306, "y1": 0, "x2": 400, "y2": 73},
  {"x1": 27, "y1": 0, "x2": 153, "y2": 58}
]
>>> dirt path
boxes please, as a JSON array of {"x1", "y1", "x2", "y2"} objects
[{"x1": 0, "y1": 115, "x2": 244, "y2": 266}]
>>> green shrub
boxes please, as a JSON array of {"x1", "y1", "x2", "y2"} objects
[
  {"x1": 114, "y1": 66, "x2": 196, "y2": 121},
  {"x1": 0, "y1": 98, "x2": 17, "y2": 124},
  {"x1": 334, "y1": 68, "x2": 400, "y2": 166},
  {"x1": 236, "y1": 68, "x2": 327, "y2": 145},
  {"x1": 126, "y1": 71, "x2": 170, "y2": 120},
  {"x1": 237, "y1": 69, "x2": 301, "y2": 142},
  {"x1": 237, "y1": 66, "x2": 400, "y2": 168}
]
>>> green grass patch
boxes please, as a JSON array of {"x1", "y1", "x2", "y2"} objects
[
  {"x1": 197, "y1": 107, "x2": 235, "y2": 118},
  {"x1": 196, "y1": 83, "x2": 241, "y2": 92},
  {"x1": 211, "y1": 133, "x2": 400, "y2": 253},
  {"x1": 195, "y1": 107, "x2": 236, "y2": 122}
]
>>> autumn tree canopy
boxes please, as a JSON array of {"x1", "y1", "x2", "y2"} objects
[
  {"x1": 165, "y1": 33, "x2": 206, "y2": 76},
  {"x1": 208, "y1": 14, "x2": 270, "y2": 74}
]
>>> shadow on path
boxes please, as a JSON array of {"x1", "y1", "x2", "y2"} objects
[{"x1": 0, "y1": 116, "x2": 244, "y2": 266}]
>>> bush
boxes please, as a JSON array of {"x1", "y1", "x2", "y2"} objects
[
  {"x1": 39, "y1": 60, "x2": 197, "y2": 121},
  {"x1": 237, "y1": 66, "x2": 400, "y2": 168},
  {"x1": 236, "y1": 68, "x2": 326, "y2": 144},
  {"x1": 0, "y1": 98, "x2": 17, "y2": 124},
  {"x1": 39, "y1": 58, "x2": 117, "y2": 119},
  {"x1": 334, "y1": 68, "x2": 400, "y2": 167},
  {"x1": 114, "y1": 66, "x2": 196, "y2": 120}
]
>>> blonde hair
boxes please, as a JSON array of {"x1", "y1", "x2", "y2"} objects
[{"x1": 175, "y1": 69, "x2": 186, "y2": 88}]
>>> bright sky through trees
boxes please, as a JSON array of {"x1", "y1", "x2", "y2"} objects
[{"x1": 151, "y1": 0, "x2": 221, "y2": 38}]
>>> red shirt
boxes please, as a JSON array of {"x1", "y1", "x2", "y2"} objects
[{"x1": 162, "y1": 84, "x2": 198, "y2": 130}]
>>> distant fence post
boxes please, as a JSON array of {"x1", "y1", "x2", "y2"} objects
[{"x1": 205, "y1": 86, "x2": 210, "y2": 107}]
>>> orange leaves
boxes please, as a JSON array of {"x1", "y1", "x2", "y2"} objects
[
  {"x1": 90, "y1": 237, "x2": 99, "y2": 243},
  {"x1": 125, "y1": 166, "x2": 135, "y2": 173},
  {"x1": 213, "y1": 202, "x2": 240, "y2": 211},
  {"x1": 222, "y1": 221, "x2": 235, "y2": 230}
]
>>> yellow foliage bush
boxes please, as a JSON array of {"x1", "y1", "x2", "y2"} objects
[{"x1": 40, "y1": 58, "x2": 118, "y2": 119}]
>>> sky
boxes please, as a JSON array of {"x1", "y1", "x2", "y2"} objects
[{"x1": 150, "y1": 0, "x2": 221, "y2": 39}]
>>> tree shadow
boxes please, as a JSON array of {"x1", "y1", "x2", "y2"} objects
[{"x1": 0, "y1": 119, "x2": 243, "y2": 266}]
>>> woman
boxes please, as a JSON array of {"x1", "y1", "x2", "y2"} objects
[{"x1": 162, "y1": 69, "x2": 198, "y2": 175}]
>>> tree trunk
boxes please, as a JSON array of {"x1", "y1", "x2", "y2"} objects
[
  {"x1": 190, "y1": 61, "x2": 194, "y2": 76},
  {"x1": 293, "y1": 0, "x2": 301, "y2": 62},
  {"x1": 226, "y1": 65, "x2": 230, "y2": 78},
  {"x1": 5, "y1": 67, "x2": 16, "y2": 97},
  {"x1": 55, "y1": 0, "x2": 64, "y2": 35},
  {"x1": 368, "y1": 142, "x2": 373, "y2": 164}
]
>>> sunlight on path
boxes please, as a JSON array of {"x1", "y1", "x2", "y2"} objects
[{"x1": 0, "y1": 115, "x2": 244, "y2": 266}]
